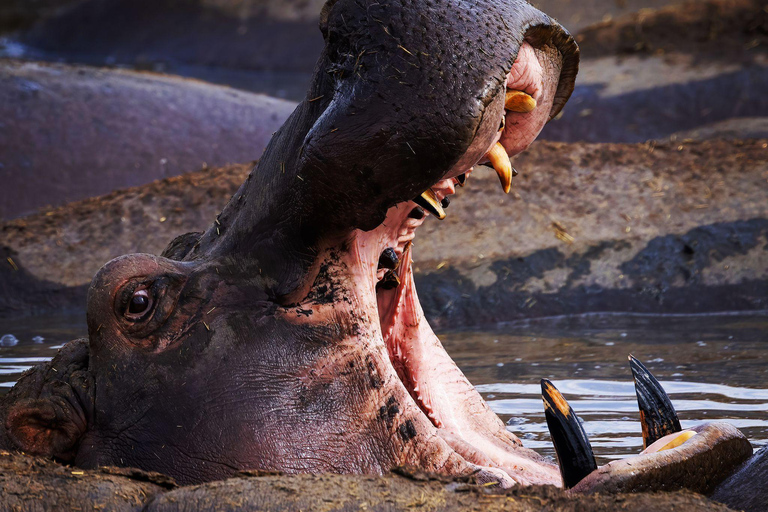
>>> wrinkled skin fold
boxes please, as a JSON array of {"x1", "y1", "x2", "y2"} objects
[{"x1": 0, "y1": 0, "x2": 759, "y2": 499}]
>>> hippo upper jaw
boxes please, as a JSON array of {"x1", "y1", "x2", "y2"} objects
[{"x1": 183, "y1": 1, "x2": 580, "y2": 299}]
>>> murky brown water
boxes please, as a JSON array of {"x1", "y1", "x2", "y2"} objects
[{"x1": 1, "y1": 312, "x2": 766, "y2": 464}]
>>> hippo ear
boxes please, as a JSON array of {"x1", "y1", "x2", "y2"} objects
[
  {"x1": 161, "y1": 231, "x2": 203, "y2": 261},
  {"x1": 3, "y1": 339, "x2": 92, "y2": 461}
]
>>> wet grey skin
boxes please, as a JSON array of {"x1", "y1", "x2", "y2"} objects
[{"x1": 0, "y1": 0, "x2": 758, "y2": 496}]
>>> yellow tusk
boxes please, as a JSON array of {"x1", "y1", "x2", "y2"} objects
[
  {"x1": 487, "y1": 142, "x2": 513, "y2": 194},
  {"x1": 505, "y1": 90, "x2": 537, "y2": 113}
]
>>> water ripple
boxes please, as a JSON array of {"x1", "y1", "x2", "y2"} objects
[{"x1": 477, "y1": 380, "x2": 768, "y2": 400}]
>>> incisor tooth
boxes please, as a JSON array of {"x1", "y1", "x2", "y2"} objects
[
  {"x1": 505, "y1": 90, "x2": 537, "y2": 113},
  {"x1": 487, "y1": 142, "x2": 513, "y2": 194},
  {"x1": 413, "y1": 189, "x2": 446, "y2": 220}
]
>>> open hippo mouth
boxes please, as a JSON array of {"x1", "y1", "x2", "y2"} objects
[
  {"x1": 0, "y1": 0, "x2": 753, "y2": 495},
  {"x1": 349, "y1": 39, "x2": 568, "y2": 485}
]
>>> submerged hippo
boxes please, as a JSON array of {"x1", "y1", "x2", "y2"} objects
[{"x1": 0, "y1": 0, "x2": 757, "y2": 500}]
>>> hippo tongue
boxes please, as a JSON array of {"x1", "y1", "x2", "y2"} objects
[{"x1": 376, "y1": 245, "x2": 560, "y2": 486}]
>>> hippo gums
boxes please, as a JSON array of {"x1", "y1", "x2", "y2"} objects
[{"x1": 0, "y1": 0, "x2": 758, "y2": 499}]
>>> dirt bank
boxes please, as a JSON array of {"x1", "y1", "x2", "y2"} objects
[
  {"x1": 0, "y1": 60, "x2": 294, "y2": 219},
  {"x1": 539, "y1": 0, "x2": 768, "y2": 143},
  {"x1": 0, "y1": 162, "x2": 251, "y2": 316},
  {"x1": 575, "y1": 0, "x2": 767, "y2": 62},
  {"x1": 418, "y1": 139, "x2": 768, "y2": 328},
  {"x1": 0, "y1": 450, "x2": 736, "y2": 511},
  {"x1": 2, "y1": 139, "x2": 765, "y2": 324}
]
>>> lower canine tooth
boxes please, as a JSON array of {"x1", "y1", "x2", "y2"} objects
[
  {"x1": 541, "y1": 379, "x2": 597, "y2": 489},
  {"x1": 505, "y1": 90, "x2": 537, "y2": 113},
  {"x1": 629, "y1": 355, "x2": 682, "y2": 448},
  {"x1": 487, "y1": 142, "x2": 513, "y2": 194},
  {"x1": 413, "y1": 189, "x2": 446, "y2": 220}
]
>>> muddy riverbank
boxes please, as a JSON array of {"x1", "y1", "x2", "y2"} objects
[
  {"x1": 0, "y1": 450, "x2": 737, "y2": 511},
  {"x1": 539, "y1": 0, "x2": 768, "y2": 142},
  {"x1": 2, "y1": 139, "x2": 765, "y2": 324}
]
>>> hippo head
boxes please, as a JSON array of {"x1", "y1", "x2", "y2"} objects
[{"x1": 4, "y1": 0, "x2": 753, "y2": 493}]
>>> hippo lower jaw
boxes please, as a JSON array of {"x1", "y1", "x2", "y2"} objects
[
  {"x1": 314, "y1": 186, "x2": 559, "y2": 487},
  {"x1": 340, "y1": 197, "x2": 753, "y2": 489}
]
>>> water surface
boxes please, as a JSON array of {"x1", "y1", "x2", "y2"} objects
[
  {"x1": 1, "y1": 312, "x2": 766, "y2": 464},
  {"x1": 442, "y1": 312, "x2": 768, "y2": 464}
]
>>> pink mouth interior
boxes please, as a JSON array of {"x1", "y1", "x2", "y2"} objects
[
  {"x1": 346, "y1": 43, "x2": 566, "y2": 485},
  {"x1": 365, "y1": 182, "x2": 559, "y2": 486}
]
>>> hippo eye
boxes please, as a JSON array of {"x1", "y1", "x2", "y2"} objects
[
  {"x1": 113, "y1": 274, "x2": 185, "y2": 340},
  {"x1": 125, "y1": 287, "x2": 153, "y2": 320}
]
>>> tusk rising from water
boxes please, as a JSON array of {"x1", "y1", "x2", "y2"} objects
[
  {"x1": 505, "y1": 90, "x2": 537, "y2": 113},
  {"x1": 629, "y1": 355, "x2": 682, "y2": 449},
  {"x1": 413, "y1": 189, "x2": 446, "y2": 220},
  {"x1": 455, "y1": 172, "x2": 468, "y2": 187},
  {"x1": 487, "y1": 142, "x2": 513, "y2": 194},
  {"x1": 542, "y1": 379, "x2": 598, "y2": 489}
]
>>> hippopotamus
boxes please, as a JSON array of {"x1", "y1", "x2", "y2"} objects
[{"x1": 0, "y1": 0, "x2": 758, "y2": 501}]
